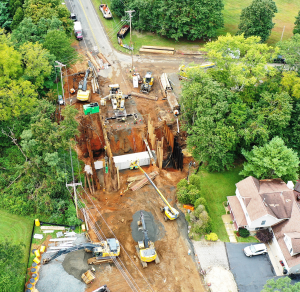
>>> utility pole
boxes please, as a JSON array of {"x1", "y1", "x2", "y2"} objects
[
  {"x1": 125, "y1": 10, "x2": 135, "y2": 71},
  {"x1": 280, "y1": 26, "x2": 285, "y2": 42},
  {"x1": 55, "y1": 61, "x2": 66, "y2": 104}
]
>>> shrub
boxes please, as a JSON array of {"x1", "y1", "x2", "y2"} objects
[
  {"x1": 205, "y1": 233, "x2": 218, "y2": 241},
  {"x1": 238, "y1": 227, "x2": 250, "y2": 238},
  {"x1": 176, "y1": 187, "x2": 190, "y2": 204},
  {"x1": 194, "y1": 205, "x2": 205, "y2": 218},
  {"x1": 190, "y1": 212, "x2": 198, "y2": 223},
  {"x1": 230, "y1": 221, "x2": 233, "y2": 224},
  {"x1": 227, "y1": 211, "x2": 230, "y2": 214},
  {"x1": 187, "y1": 187, "x2": 201, "y2": 204},
  {"x1": 256, "y1": 229, "x2": 273, "y2": 243},
  {"x1": 189, "y1": 174, "x2": 201, "y2": 189},
  {"x1": 192, "y1": 218, "x2": 204, "y2": 234},
  {"x1": 194, "y1": 197, "x2": 208, "y2": 210},
  {"x1": 199, "y1": 210, "x2": 209, "y2": 223},
  {"x1": 177, "y1": 179, "x2": 189, "y2": 190}
]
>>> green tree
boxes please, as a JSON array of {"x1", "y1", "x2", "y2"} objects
[
  {"x1": 281, "y1": 71, "x2": 300, "y2": 99},
  {"x1": 0, "y1": 241, "x2": 26, "y2": 292},
  {"x1": 262, "y1": 277, "x2": 300, "y2": 292},
  {"x1": 43, "y1": 30, "x2": 77, "y2": 65},
  {"x1": 10, "y1": 6, "x2": 24, "y2": 29},
  {"x1": 240, "y1": 137, "x2": 299, "y2": 181},
  {"x1": 19, "y1": 42, "x2": 53, "y2": 89},
  {"x1": 294, "y1": 10, "x2": 300, "y2": 35},
  {"x1": 205, "y1": 34, "x2": 278, "y2": 91},
  {"x1": 0, "y1": 0, "x2": 12, "y2": 28},
  {"x1": 277, "y1": 34, "x2": 300, "y2": 70},
  {"x1": 238, "y1": 0, "x2": 277, "y2": 42}
]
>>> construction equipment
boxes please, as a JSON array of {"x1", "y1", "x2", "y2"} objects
[
  {"x1": 43, "y1": 239, "x2": 120, "y2": 265},
  {"x1": 130, "y1": 161, "x2": 180, "y2": 221},
  {"x1": 82, "y1": 268, "x2": 96, "y2": 284},
  {"x1": 140, "y1": 72, "x2": 154, "y2": 94},
  {"x1": 77, "y1": 68, "x2": 91, "y2": 102},
  {"x1": 92, "y1": 285, "x2": 110, "y2": 292},
  {"x1": 101, "y1": 84, "x2": 128, "y2": 116},
  {"x1": 136, "y1": 211, "x2": 160, "y2": 268},
  {"x1": 99, "y1": 4, "x2": 112, "y2": 19}
]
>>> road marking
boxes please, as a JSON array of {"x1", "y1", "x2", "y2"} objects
[{"x1": 78, "y1": 0, "x2": 101, "y2": 52}]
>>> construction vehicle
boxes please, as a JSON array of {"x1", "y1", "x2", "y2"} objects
[
  {"x1": 82, "y1": 268, "x2": 96, "y2": 284},
  {"x1": 101, "y1": 84, "x2": 127, "y2": 116},
  {"x1": 117, "y1": 25, "x2": 130, "y2": 39},
  {"x1": 136, "y1": 211, "x2": 160, "y2": 268},
  {"x1": 130, "y1": 161, "x2": 180, "y2": 221},
  {"x1": 179, "y1": 63, "x2": 215, "y2": 79},
  {"x1": 77, "y1": 68, "x2": 91, "y2": 102},
  {"x1": 92, "y1": 285, "x2": 110, "y2": 292},
  {"x1": 99, "y1": 4, "x2": 112, "y2": 19},
  {"x1": 140, "y1": 72, "x2": 154, "y2": 94},
  {"x1": 43, "y1": 239, "x2": 120, "y2": 265}
]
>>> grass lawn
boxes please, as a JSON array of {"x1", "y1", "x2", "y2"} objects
[
  {"x1": 236, "y1": 235, "x2": 259, "y2": 243},
  {"x1": 0, "y1": 209, "x2": 33, "y2": 292},
  {"x1": 197, "y1": 165, "x2": 243, "y2": 242},
  {"x1": 220, "y1": 0, "x2": 300, "y2": 45}
]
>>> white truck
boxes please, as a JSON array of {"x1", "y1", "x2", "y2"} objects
[{"x1": 74, "y1": 21, "x2": 83, "y2": 41}]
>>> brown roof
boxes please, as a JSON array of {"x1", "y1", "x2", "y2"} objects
[
  {"x1": 227, "y1": 196, "x2": 247, "y2": 227},
  {"x1": 236, "y1": 176, "x2": 293, "y2": 221},
  {"x1": 285, "y1": 233, "x2": 300, "y2": 254},
  {"x1": 294, "y1": 181, "x2": 300, "y2": 193},
  {"x1": 273, "y1": 202, "x2": 300, "y2": 268}
]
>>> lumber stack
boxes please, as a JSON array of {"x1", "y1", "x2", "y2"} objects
[
  {"x1": 130, "y1": 171, "x2": 159, "y2": 191},
  {"x1": 139, "y1": 45, "x2": 175, "y2": 55},
  {"x1": 129, "y1": 91, "x2": 158, "y2": 101},
  {"x1": 127, "y1": 171, "x2": 158, "y2": 183},
  {"x1": 86, "y1": 51, "x2": 101, "y2": 72}
]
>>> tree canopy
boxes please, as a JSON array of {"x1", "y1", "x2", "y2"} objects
[
  {"x1": 240, "y1": 137, "x2": 299, "y2": 181},
  {"x1": 277, "y1": 34, "x2": 300, "y2": 70},
  {"x1": 262, "y1": 277, "x2": 300, "y2": 292},
  {"x1": 294, "y1": 10, "x2": 300, "y2": 35},
  {"x1": 238, "y1": 0, "x2": 277, "y2": 42}
]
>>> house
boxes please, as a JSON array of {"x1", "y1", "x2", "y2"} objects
[
  {"x1": 228, "y1": 176, "x2": 300, "y2": 274},
  {"x1": 228, "y1": 176, "x2": 294, "y2": 231}
]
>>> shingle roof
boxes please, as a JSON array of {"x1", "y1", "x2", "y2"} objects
[
  {"x1": 236, "y1": 177, "x2": 293, "y2": 221},
  {"x1": 228, "y1": 196, "x2": 247, "y2": 227},
  {"x1": 285, "y1": 233, "x2": 300, "y2": 254},
  {"x1": 273, "y1": 202, "x2": 300, "y2": 267}
]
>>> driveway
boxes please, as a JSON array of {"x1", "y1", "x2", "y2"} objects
[{"x1": 226, "y1": 243, "x2": 275, "y2": 292}]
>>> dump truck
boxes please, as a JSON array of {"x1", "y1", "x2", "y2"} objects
[
  {"x1": 74, "y1": 21, "x2": 83, "y2": 41},
  {"x1": 117, "y1": 25, "x2": 130, "y2": 39}
]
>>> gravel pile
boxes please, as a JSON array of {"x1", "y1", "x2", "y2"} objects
[{"x1": 131, "y1": 210, "x2": 165, "y2": 242}]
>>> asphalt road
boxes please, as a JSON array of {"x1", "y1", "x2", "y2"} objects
[{"x1": 226, "y1": 243, "x2": 275, "y2": 292}]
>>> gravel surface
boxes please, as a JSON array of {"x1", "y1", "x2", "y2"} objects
[
  {"x1": 131, "y1": 210, "x2": 165, "y2": 242},
  {"x1": 193, "y1": 241, "x2": 229, "y2": 270},
  {"x1": 205, "y1": 266, "x2": 238, "y2": 292},
  {"x1": 36, "y1": 234, "x2": 88, "y2": 292}
]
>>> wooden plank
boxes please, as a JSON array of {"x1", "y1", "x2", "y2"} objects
[
  {"x1": 142, "y1": 45, "x2": 175, "y2": 51},
  {"x1": 139, "y1": 48, "x2": 174, "y2": 55},
  {"x1": 41, "y1": 226, "x2": 65, "y2": 231},
  {"x1": 86, "y1": 173, "x2": 93, "y2": 194},
  {"x1": 97, "y1": 52, "x2": 111, "y2": 66},
  {"x1": 129, "y1": 92, "x2": 158, "y2": 101},
  {"x1": 117, "y1": 167, "x2": 120, "y2": 190},
  {"x1": 86, "y1": 51, "x2": 101, "y2": 71},
  {"x1": 127, "y1": 172, "x2": 158, "y2": 182}
]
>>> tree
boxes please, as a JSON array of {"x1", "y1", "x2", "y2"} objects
[
  {"x1": 19, "y1": 42, "x2": 53, "y2": 89},
  {"x1": 43, "y1": 30, "x2": 77, "y2": 65},
  {"x1": 294, "y1": 10, "x2": 300, "y2": 35},
  {"x1": 0, "y1": 241, "x2": 26, "y2": 292},
  {"x1": 262, "y1": 277, "x2": 300, "y2": 292},
  {"x1": 240, "y1": 137, "x2": 299, "y2": 181},
  {"x1": 281, "y1": 71, "x2": 300, "y2": 99},
  {"x1": 256, "y1": 229, "x2": 273, "y2": 243},
  {"x1": 277, "y1": 34, "x2": 300, "y2": 70},
  {"x1": 205, "y1": 34, "x2": 278, "y2": 91},
  {"x1": 0, "y1": 0, "x2": 12, "y2": 29},
  {"x1": 10, "y1": 6, "x2": 24, "y2": 29},
  {"x1": 238, "y1": 0, "x2": 277, "y2": 42}
]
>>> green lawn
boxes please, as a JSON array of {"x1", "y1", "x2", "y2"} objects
[
  {"x1": 197, "y1": 166, "x2": 243, "y2": 242},
  {"x1": 0, "y1": 209, "x2": 33, "y2": 292},
  {"x1": 236, "y1": 235, "x2": 259, "y2": 243},
  {"x1": 220, "y1": 0, "x2": 300, "y2": 45}
]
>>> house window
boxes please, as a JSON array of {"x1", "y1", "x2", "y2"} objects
[{"x1": 261, "y1": 220, "x2": 266, "y2": 225}]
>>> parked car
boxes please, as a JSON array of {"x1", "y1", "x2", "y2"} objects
[
  {"x1": 273, "y1": 55, "x2": 286, "y2": 64},
  {"x1": 70, "y1": 13, "x2": 77, "y2": 21},
  {"x1": 243, "y1": 243, "x2": 267, "y2": 257},
  {"x1": 58, "y1": 95, "x2": 65, "y2": 105}
]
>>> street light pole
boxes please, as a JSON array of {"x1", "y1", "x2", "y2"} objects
[{"x1": 125, "y1": 10, "x2": 135, "y2": 71}]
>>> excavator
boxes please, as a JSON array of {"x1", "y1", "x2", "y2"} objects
[
  {"x1": 77, "y1": 67, "x2": 91, "y2": 102},
  {"x1": 136, "y1": 211, "x2": 160, "y2": 268},
  {"x1": 101, "y1": 84, "x2": 127, "y2": 115},
  {"x1": 130, "y1": 161, "x2": 180, "y2": 221},
  {"x1": 43, "y1": 239, "x2": 120, "y2": 265},
  {"x1": 140, "y1": 72, "x2": 154, "y2": 94}
]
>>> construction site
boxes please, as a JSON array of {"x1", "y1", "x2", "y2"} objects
[{"x1": 29, "y1": 35, "x2": 207, "y2": 291}]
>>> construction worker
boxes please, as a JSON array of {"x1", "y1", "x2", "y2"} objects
[
  {"x1": 120, "y1": 191, "x2": 123, "y2": 197},
  {"x1": 70, "y1": 88, "x2": 76, "y2": 94}
]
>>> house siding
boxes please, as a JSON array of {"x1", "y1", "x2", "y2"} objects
[{"x1": 249, "y1": 215, "x2": 285, "y2": 231}]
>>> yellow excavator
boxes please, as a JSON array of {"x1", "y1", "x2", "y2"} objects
[
  {"x1": 136, "y1": 211, "x2": 160, "y2": 268},
  {"x1": 77, "y1": 68, "x2": 91, "y2": 102},
  {"x1": 140, "y1": 72, "x2": 154, "y2": 94},
  {"x1": 130, "y1": 161, "x2": 180, "y2": 221},
  {"x1": 43, "y1": 239, "x2": 120, "y2": 265}
]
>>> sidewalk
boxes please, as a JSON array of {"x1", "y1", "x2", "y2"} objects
[{"x1": 222, "y1": 214, "x2": 237, "y2": 242}]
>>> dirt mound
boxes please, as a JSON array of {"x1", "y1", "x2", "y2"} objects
[{"x1": 131, "y1": 210, "x2": 165, "y2": 242}]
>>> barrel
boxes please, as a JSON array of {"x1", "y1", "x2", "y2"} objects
[
  {"x1": 32, "y1": 273, "x2": 38, "y2": 280},
  {"x1": 29, "y1": 278, "x2": 36, "y2": 285},
  {"x1": 30, "y1": 268, "x2": 36, "y2": 274},
  {"x1": 35, "y1": 219, "x2": 40, "y2": 226},
  {"x1": 33, "y1": 257, "x2": 40, "y2": 264},
  {"x1": 34, "y1": 249, "x2": 40, "y2": 258},
  {"x1": 26, "y1": 283, "x2": 33, "y2": 290},
  {"x1": 32, "y1": 262, "x2": 37, "y2": 268},
  {"x1": 25, "y1": 289, "x2": 32, "y2": 292}
]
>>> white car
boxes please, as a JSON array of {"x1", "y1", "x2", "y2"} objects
[{"x1": 243, "y1": 243, "x2": 267, "y2": 257}]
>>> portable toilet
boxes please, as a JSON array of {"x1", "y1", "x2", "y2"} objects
[{"x1": 83, "y1": 103, "x2": 99, "y2": 115}]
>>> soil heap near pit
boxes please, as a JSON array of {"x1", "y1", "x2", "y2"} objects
[{"x1": 131, "y1": 210, "x2": 165, "y2": 242}]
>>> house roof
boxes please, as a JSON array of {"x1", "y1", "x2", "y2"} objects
[
  {"x1": 294, "y1": 181, "x2": 300, "y2": 193},
  {"x1": 228, "y1": 196, "x2": 247, "y2": 227},
  {"x1": 236, "y1": 176, "x2": 293, "y2": 222},
  {"x1": 285, "y1": 232, "x2": 300, "y2": 254},
  {"x1": 273, "y1": 202, "x2": 300, "y2": 268}
]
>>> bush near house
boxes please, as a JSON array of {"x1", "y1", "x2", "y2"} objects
[
  {"x1": 256, "y1": 229, "x2": 273, "y2": 243},
  {"x1": 239, "y1": 227, "x2": 250, "y2": 238},
  {"x1": 205, "y1": 233, "x2": 218, "y2": 241}
]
